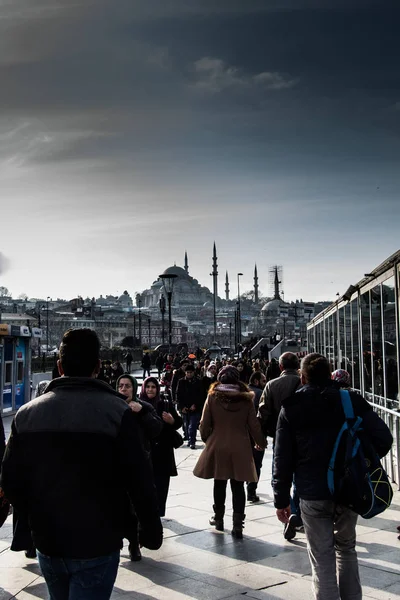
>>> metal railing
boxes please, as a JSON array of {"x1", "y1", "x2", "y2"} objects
[{"x1": 364, "y1": 393, "x2": 400, "y2": 488}]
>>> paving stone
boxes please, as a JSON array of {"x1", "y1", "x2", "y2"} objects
[{"x1": 243, "y1": 577, "x2": 314, "y2": 599}]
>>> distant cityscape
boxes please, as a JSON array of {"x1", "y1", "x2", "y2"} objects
[{"x1": 0, "y1": 249, "x2": 332, "y2": 353}]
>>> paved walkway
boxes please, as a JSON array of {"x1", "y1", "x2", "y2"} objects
[{"x1": 1, "y1": 372, "x2": 400, "y2": 599}]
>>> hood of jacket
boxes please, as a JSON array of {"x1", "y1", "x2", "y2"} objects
[{"x1": 210, "y1": 383, "x2": 254, "y2": 412}]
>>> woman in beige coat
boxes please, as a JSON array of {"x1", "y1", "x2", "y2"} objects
[{"x1": 193, "y1": 365, "x2": 266, "y2": 538}]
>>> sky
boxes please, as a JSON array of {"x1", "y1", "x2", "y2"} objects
[{"x1": 1, "y1": 0, "x2": 399, "y2": 303}]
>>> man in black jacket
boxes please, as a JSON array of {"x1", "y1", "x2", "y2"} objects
[
  {"x1": 273, "y1": 353, "x2": 393, "y2": 600},
  {"x1": 176, "y1": 363, "x2": 205, "y2": 449},
  {"x1": 0, "y1": 328, "x2": 162, "y2": 600}
]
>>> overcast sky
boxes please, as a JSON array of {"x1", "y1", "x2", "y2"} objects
[{"x1": 1, "y1": 0, "x2": 399, "y2": 302}]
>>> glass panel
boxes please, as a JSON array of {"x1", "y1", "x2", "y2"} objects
[
  {"x1": 339, "y1": 308, "x2": 345, "y2": 369},
  {"x1": 360, "y1": 290, "x2": 372, "y2": 393},
  {"x1": 5, "y1": 362, "x2": 12, "y2": 384},
  {"x1": 344, "y1": 304, "x2": 352, "y2": 380},
  {"x1": 316, "y1": 323, "x2": 321, "y2": 354},
  {"x1": 382, "y1": 276, "x2": 398, "y2": 408},
  {"x1": 327, "y1": 315, "x2": 334, "y2": 368},
  {"x1": 17, "y1": 361, "x2": 24, "y2": 383},
  {"x1": 351, "y1": 299, "x2": 361, "y2": 390},
  {"x1": 371, "y1": 285, "x2": 383, "y2": 400}
]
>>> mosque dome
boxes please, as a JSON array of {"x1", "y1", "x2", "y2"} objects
[
  {"x1": 261, "y1": 298, "x2": 282, "y2": 313},
  {"x1": 162, "y1": 266, "x2": 189, "y2": 278}
]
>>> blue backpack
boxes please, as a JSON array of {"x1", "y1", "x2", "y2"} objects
[{"x1": 327, "y1": 389, "x2": 393, "y2": 519}]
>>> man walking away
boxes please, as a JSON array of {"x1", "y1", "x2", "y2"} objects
[
  {"x1": 141, "y1": 351, "x2": 152, "y2": 380},
  {"x1": 258, "y1": 352, "x2": 301, "y2": 538},
  {"x1": 1, "y1": 328, "x2": 163, "y2": 600},
  {"x1": 125, "y1": 351, "x2": 133, "y2": 373},
  {"x1": 176, "y1": 364, "x2": 205, "y2": 449},
  {"x1": 247, "y1": 371, "x2": 267, "y2": 502},
  {"x1": 171, "y1": 359, "x2": 189, "y2": 404},
  {"x1": 273, "y1": 353, "x2": 392, "y2": 600}
]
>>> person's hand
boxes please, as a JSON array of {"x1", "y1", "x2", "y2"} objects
[
  {"x1": 254, "y1": 444, "x2": 264, "y2": 451},
  {"x1": 276, "y1": 506, "x2": 291, "y2": 524},
  {"x1": 162, "y1": 411, "x2": 175, "y2": 425},
  {"x1": 129, "y1": 401, "x2": 143, "y2": 413}
]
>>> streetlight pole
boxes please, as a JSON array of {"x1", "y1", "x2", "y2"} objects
[
  {"x1": 137, "y1": 295, "x2": 142, "y2": 348},
  {"x1": 159, "y1": 294, "x2": 166, "y2": 344},
  {"x1": 37, "y1": 305, "x2": 42, "y2": 358},
  {"x1": 46, "y1": 297, "x2": 50, "y2": 352},
  {"x1": 237, "y1": 273, "x2": 243, "y2": 349},
  {"x1": 159, "y1": 272, "x2": 177, "y2": 351}
]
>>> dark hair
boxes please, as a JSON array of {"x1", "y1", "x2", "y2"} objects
[
  {"x1": 59, "y1": 329, "x2": 100, "y2": 377},
  {"x1": 279, "y1": 352, "x2": 299, "y2": 371},
  {"x1": 184, "y1": 364, "x2": 195, "y2": 372},
  {"x1": 249, "y1": 371, "x2": 264, "y2": 386},
  {"x1": 301, "y1": 353, "x2": 331, "y2": 386}
]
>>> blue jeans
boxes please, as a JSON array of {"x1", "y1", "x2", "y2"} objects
[
  {"x1": 272, "y1": 442, "x2": 301, "y2": 523},
  {"x1": 184, "y1": 412, "x2": 201, "y2": 445},
  {"x1": 290, "y1": 481, "x2": 302, "y2": 524},
  {"x1": 38, "y1": 550, "x2": 120, "y2": 600}
]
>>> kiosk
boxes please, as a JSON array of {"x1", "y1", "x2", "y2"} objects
[{"x1": 0, "y1": 323, "x2": 32, "y2": 415}]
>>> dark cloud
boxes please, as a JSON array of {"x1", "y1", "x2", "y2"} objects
[{"x1": 0, "y1": 0, "x2": 399, "y2": 181}]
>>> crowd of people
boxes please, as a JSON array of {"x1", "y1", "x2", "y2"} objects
[{"x1": 0, "y1": 328, "x2": 395, "y2": 600}]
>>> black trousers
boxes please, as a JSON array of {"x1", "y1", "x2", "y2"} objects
[
  {"x1": 214, "y1": 479, "x2": 245, "y2": 514},
  {"x1": 154, "y1": 473, "x2": 171, "y2": 517},
  {"x1": 247, "y1": 448, "x2": 265, "y2": 496}
]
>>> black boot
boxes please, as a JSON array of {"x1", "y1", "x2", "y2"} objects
[
  {"x1": 231, "y1": 513, "x2": 245, "y2": 539},
  {"x1": 128, "y1": 541, "x2": 142, "y2": 561},
  {"x1": 209, "y1": 504, "x2": 225, "y2": 531},
  {"x1": 25, "y1": 545, "x2": 37, "y2": 559}
]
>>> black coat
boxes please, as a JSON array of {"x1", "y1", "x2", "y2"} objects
[
  {"x1": 135, "y1": 400, "x2": 163, "y2": 453},
  {"x1": 0, "y1": 416, "x2": 5, "y2": 464},
  {"x1": 151, "y1": 398, "x2": 183, "y2": 477},
  {"x1": 273, "y1": 382, "x2": 393, "y2": 509},
  {"x1": 176, "y1": 377, "x2": 205, "y2": 413}
]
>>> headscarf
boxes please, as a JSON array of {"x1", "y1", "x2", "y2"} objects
[
  {"x1": 139, "y1": 376, "x2": 160, "y2": 406},
  {"x1": 116, "y1": 373, "x2": 138, "y2": 401},
  {"x1": 331, "y1": 369, "x2": 351, "y2": 388}
]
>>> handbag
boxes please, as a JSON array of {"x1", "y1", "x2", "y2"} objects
[{"x1": 172, "y1": 430, "x2": 184, "y2": 449}]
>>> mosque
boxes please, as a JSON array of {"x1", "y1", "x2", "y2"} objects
[
  {"x1": 140, "y1": 252, "x2": 214, "y2": 310},
  {"x1": 138, "y1": 244, "x2": 331, "y2": 342}
]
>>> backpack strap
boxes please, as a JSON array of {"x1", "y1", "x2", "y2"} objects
[{"x1": 340, "y1": 389, "x2": 355, "y2": 419}]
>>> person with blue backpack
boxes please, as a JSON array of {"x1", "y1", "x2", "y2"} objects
[{"x1": 272, "y1": 353, "x2": 393, "y2": 600}]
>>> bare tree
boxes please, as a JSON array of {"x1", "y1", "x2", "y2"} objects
[{"x1": 0, "y1": 286, "x2": 10, "y2": 297}]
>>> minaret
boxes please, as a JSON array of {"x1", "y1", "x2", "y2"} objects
[
  {"x1": 254, "y1": 264, "x2": 259, "y2": 304},
  {"x1": 274, "y1": 266, "x2": 281, "y2": 300},
  {"x1": 225, "y1": 271, "x2": 230, "y2": 301},
  {"x1": 184, "y1": 251, "x2": 189, "y2": 274},
  {"x1": 211, "y1": 242, "x2": 218, "y2": 339}
]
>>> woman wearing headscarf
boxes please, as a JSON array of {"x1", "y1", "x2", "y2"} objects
[
  {"x1": 140, "y1": 377, "x2": 182, "y2": 519},
  {"x1": 331, "y1": 369, "x2": 352, "y2": 389},
  {"x1": 194, "y1": 365, "x2": 266, "y2": 539},
  {"x1": 116, "y1": 373, "x2": 163, "y2": 561}
]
